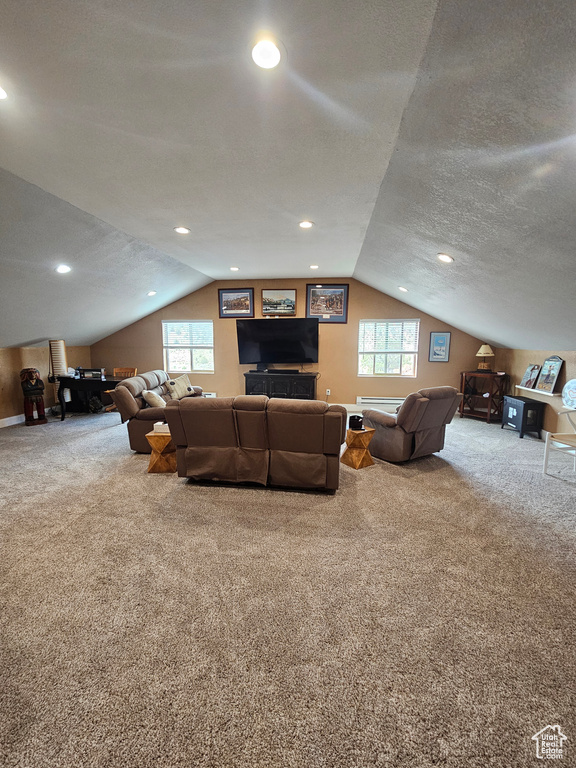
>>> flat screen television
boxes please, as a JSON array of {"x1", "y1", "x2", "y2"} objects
[{"x1": 236, "y1": 318, "x2": 319, "y2": 370}]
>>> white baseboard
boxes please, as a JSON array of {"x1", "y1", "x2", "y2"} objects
[{"x1": 0, "y1": 413, "x2": 26, "y2": 428}]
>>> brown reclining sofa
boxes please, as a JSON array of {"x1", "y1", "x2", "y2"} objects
[
  {"x1": 165, "y1": 395, "x2": 347, "y2": 492},
  {"x1": 110, "y1": 370, "x2": 203, "y2": 453}
]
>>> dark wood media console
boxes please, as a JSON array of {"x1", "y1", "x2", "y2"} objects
[{"x1": 244, "y1": 371, "x2": 317, "y2": 400}]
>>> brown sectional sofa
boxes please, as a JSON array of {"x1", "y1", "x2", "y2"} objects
[
  {"x1": 165, "y1": 395, "x2": 347, "y2": 491},
  {"x1": 110, "y1": 370, "x2": 203, "y2": 453}
]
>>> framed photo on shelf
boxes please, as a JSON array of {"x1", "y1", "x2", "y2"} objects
[
  {"x1": 534, "y1": 355, "x2": 563, "y2": 393},
  {"x1": 519, "y1": 364, "x2": 541, "y2": 389},
  {"x1": 218, "y1": 288, "x2": 254, "y2": 318},
  {"x1": 306, "y1": 284, "x2": 349, "y2": 324},
  {"x1": 428, "y1": 332, "x2": 451, "y2": 362},
  {"x1": 261, "y1": 289, "x2": 296, "y2": 316}
]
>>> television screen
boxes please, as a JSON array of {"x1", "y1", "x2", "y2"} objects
[{"x1": 236, "y1": 318, "x2": 319, "y2": 367}]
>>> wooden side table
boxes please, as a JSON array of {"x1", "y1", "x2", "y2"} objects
[
  {"x1": 340, "y1": 428, "x2": 375, "y2": 469},
  {"x1": 145, "y1": 431, "x2": 177, "y2": 473}
]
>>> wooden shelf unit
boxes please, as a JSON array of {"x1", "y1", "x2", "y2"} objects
[{"x1": 459, "y1": 371, "x2": 508, "y2": 423}]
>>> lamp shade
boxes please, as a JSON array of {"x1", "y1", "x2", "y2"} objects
[
  {"x1": 476, "y1": 344, "x2": 494, "y2": 357},
  {"x1": 49, "y1": 339, "x2": 68, "y2": 375}
]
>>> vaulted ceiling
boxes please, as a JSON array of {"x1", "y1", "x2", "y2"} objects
[{"x1": 1, "y1": 0, "x2": 575, "y2": 349}]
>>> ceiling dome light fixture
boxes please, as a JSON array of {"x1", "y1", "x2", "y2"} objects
[
  {"x1": 310, "y1": 264, "x2": 319, "y2": 270},
  {"x1": 299, "y1": 220, "x2": 314, "y2": 229},
  {"x1": 0, "y1": 87, "x2": 7, "y2": 100},
  {"x1": 252, "y1": 38, "x2": 281, "y2": 69},
  {"x1": 437, "y1": 253, "x2": 454, "y2": 263},
  {"x1": 398, "y1": 286, "x2": 408, "y2": 292},
  {"x1": 56, "y1": 264, "x2": 71, "y2": 274},
  {"x1": 174, "y1": 226, "x2": 191, "y2": 234},
  {"x1": 147, "y1": 291, "x2": 157, "y2": 297},
  {"x1": 230, "y1": 266, "x2": 239, "y2": 272}
]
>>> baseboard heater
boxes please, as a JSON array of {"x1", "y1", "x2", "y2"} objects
[{"x1": 355, "y1": 396, "x2": 404, "y2": 412}]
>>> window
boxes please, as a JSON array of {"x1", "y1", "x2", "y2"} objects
[
  {"x1": 162, "y1": 320, "x2": 214, "y2": 374},
  {"x1": 358, "y1": 319, "x2": 420, "y2": 377}
]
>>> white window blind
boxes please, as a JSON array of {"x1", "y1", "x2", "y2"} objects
[
  {"x1": 162, "y1": 321, "x2": 214, "y2": 374},
  {"x1": 358, "y1": 319, "x2": 420, "y2": 377}
]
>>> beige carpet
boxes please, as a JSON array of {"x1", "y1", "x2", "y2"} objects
[{"x1": 0, "y1": 412, "x2": 574, "y2": 767}]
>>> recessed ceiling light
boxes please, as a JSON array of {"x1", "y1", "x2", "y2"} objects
[
  {"x1": 398, "y1": 286, "x2": 408, "y2": 292},
  {"x1": 437, "y1": 253, "x2": 454, "y2": 263},
  {"x1": 230, "y1": 266, "x2": 239, "y2": 272},
  {"x1": 310, "y1": 265, "x2": 319, "y2": 270},
  {"x1": 0, "y1": 87, "x2": 7, "y2": 100},
  {"x1": 174, "y1": 226, "x2": 191, "y2": 234},
  {"x1": 147, "y1": 291, "x2": 157, "y2": 297},
  {"x1": 56, "y1": 264, "x2": 71, "y2": 274},
  {"x1": 251, "y1": 39, "x2": 281, "y2": 69},
  {"x1": 299, "y1": 220, "x2": 314, "y2": 229}
]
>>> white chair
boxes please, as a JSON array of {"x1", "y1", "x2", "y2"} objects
[{"x1": 543, "y1": 409, "x2": 576, "y2": 475}]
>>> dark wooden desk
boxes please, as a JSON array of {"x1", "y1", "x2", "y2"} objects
[{"x1": 51, "y1": 376, "x2": 122, "y2": 421}]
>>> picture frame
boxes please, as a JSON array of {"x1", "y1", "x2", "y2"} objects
[
  {"x1": 534, "y1": 355, "x2": 563, "y2": 393},
  {"x1": 306, "y1": 284, "x2": 349, "y2": 324},
  {"x1": 218, "y1": 288, "x2": 254, "y2": 318},
  {"x1": 428, "y1": 332, "x2": 451, "y2": 362},
  {"x1": 261, "y1": 289, "x2": 296, "y2": 316},
  {"x1": 519, "y1": 364, "x2": 541, "y2": 389}
]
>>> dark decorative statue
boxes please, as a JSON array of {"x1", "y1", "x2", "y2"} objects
[{"x1": 20, "y1": 368, "x2": 47, "y2": 425}]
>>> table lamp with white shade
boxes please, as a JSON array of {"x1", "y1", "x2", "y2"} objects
[{"x1": 476, "y1": 344, "x2": 495, "y2": 371}]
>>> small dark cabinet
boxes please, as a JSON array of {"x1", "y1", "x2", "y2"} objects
[
  {"x1": 501, "y1": 395, "x2": 545, "y2": 439},
  {"x1": 244, "y1": 371, "x2": 317, "y2": 400}
]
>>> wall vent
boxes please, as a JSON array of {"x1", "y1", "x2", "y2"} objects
[{"x1": 355, "y1": 396, "x2": 404, "y2": 412}]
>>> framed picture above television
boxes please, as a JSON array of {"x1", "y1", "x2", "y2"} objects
[
  {"x1": 218, "y1": 288, "x2": 254, "y2": 318},
  {"x1": 306, "y1": 284, "x2": 349, "y2": 324},
  {"x1": 261, "y1": 289, "x2": 296, "y2": 316}
]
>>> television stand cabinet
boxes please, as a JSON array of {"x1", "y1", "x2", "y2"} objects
[{"x1": 244, "y1": 371, "x2": 317, "y2": 400}]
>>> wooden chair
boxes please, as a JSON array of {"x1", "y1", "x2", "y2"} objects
[
  {"x1": 105, "y1": 368, "x2": 138, "y2": 412},
  {"x1": 543, "y1": 409, "x2": 576, "y2": 475},
  {"x1": 113, "y1": 367, "x2": 137, "y2": 379}
]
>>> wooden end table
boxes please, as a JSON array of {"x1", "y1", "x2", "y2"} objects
[
  {"x1": 340, "y1": 427, "x2": 375, "y2": 469},
  {"x1": 145, "y1": 431, "x2": 177, "y2": 473}
]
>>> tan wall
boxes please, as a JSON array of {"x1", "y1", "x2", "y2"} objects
[
  {"x1": 91, "y1": 278, "x2": 484, "y2": 403},
  {"x1": 496, "y1": 349, "x2": 576, "y2": 432},
  {"x1": 0, "y1": 345, "x2": 91, "y2": 421}
]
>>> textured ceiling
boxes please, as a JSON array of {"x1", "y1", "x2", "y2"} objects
[{"x1": 0, "y1": 0, "x2": 574, "y2": 349}]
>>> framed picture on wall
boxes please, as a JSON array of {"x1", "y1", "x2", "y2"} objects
[
  {"x1": 218, "y1": 288, "x2": 254, "y2": 318},
  {"x1": 306, "y1": 284, "x2": 349, "y2": 323},
  {"x1": 428, "y1": 332, "x2": 451, "y2": 362},
  {"x1": 261, "y1": 289, "x2": 296, "y2": 316}
]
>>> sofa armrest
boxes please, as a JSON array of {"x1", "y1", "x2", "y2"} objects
[{"x1": 362, "y1": 408, "x2": 398, "y2": 429}]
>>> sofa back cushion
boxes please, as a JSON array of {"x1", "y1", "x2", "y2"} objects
[
  {"x1": 165, "y1": 395, "x2": 269, "y2": 485},
  {"x1": 233, "y1": 395, "x2": 268, "y2": 450},
  {"x1": 267, "y1": 398, "x2": 328, "y2": 454},
  {"x1": 170, "y1": 396, "x2": 237, "y2": 447}
]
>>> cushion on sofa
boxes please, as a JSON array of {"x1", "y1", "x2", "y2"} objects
[
  {"x1": 142, "y1": 389, "x2": 166, "y2": 407},
  {"x1": 166, "y1": 374, "x2": 194, "y2": 400}
]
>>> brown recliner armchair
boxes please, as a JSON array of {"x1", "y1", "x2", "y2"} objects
[{"x1": 362, "y1": 386, "x2": 462, "y2": 463}]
